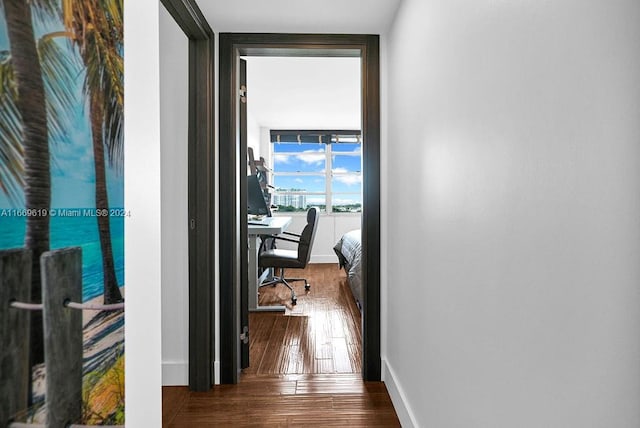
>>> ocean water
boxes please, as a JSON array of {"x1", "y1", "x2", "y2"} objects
[{"x1": 0, "y1": 212, "x2": 124, "y2": 302}]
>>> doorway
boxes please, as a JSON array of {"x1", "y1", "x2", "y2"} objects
[
  {"x1": 160, "y1": 0, "x2": 215, "y2": 392},
  {"x1": 219, "y1": 33, "x2": 381, "y2": 383}
]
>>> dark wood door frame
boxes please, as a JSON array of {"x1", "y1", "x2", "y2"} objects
[
  {"x1": 239, "y1": 58, "x2": 250, "y2": 370},
  {"x1": 219, "y1": 33, "x2": 381, "y2": 383},
  {"x1": 160, "y1": 0, "x2": 215, "y2": 392}
]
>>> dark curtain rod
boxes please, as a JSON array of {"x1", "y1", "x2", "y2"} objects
[{"x1": 270, "y1": 129, "x2": 361, "y2": 144}]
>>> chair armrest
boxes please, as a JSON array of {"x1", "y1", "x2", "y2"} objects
[
  {"x1": 271, "y1": 235, "x2": 300, "y2": 244},
  {"x1": 258, "y1": 234, "x2": 300, "y2": 253}
]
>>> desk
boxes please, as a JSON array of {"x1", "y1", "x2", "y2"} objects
[{"x1": 248, "y1": 216, "x2": 292, "y2": 311}]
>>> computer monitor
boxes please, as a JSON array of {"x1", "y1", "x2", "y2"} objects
[{"x1": 247, "y1": 174, "x2": 271, "y2": 216}]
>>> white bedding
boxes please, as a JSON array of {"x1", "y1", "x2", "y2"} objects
[{"x1": 333, "y1": 229, "x2": 362, "y2": 308}]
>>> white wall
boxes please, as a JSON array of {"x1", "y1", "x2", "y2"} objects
[
  {"x1": 254, "y1": 126, "x2": 362, "y2": 262},
  {"x1": 273, "y1": 213, "x2": 361, "y2": 263},
  {"x1": 159, "y1": 4, "x2": 189, "y2": 386},
  {"x1": 247, "y1": 111, "x2": 261, "y2": 158},
  {"x1": 124, "y1": 0, "x2": 162, "y2": 425},
  {"x1": 244, "y1": 56, "x2": 363, "y2": 261},
  {"x1": 383, "y1": 1, "x2": 640, "y2": 427}
]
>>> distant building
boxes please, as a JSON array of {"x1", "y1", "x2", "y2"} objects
[{"x1": 273, "y1": 191, "x2": 307, "y2": 209}]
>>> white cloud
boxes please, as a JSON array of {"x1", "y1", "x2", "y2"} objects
[
  {"x1": 331, "y1": 149, "x2": 361, "y2": 163},
  {"x1": 332, "y1": 168, "x2": 362, "y2": 186},
  {"x1": 334, "y1": 147, "x2": 361, "y2": 155},
  {"x1": 296, "y1": 149, "x2": 324, "y2": 164},
  {"x1": 274, "y1": 154, "x2": 291, "y2": 164},
  {"x1": 294, "y1": 178, "x2": 304, "y2": 183},
  {"x1": 334, "y1": 175, "x2": 362, "y2": 186}
]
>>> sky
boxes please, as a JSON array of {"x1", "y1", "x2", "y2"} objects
[
  {"x1": 0, "y1": 7, "x2": 124, "y2": 209},
  {"x1": 272, "y1": 142, "x2": 362, "y2": 204}
]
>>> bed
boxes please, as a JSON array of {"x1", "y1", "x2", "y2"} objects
[{"x1": 333, "y1": 229, "x2": 362, "y2": 309}]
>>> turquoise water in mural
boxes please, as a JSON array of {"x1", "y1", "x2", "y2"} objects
[{"x1": 0, "y1": 212, "x2": 124, "y2": 302}]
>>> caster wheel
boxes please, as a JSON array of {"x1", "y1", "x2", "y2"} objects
[
  {"x1": 292, "y1": 298, "x2": 297, "y2": 305},
  {"x1": 305, "y1": 284, "x2": 311, "y2": 291}
]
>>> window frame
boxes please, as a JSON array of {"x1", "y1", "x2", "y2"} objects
[{"x1": 269, "y1": 130, "x2": 362, "y2": 213}]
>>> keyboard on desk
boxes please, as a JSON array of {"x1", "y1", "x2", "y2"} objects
[{"x1": 248, "y1": 216, "x2": 272, "y2": 226}]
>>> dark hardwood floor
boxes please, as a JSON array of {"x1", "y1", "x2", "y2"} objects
[
  {"x1": 163, "y1": 373, "x2": 400, "y2": 427},
  {"x1": 250, "y1": 263, "x2": 362, "y2": 374},
  {"x1": 163, "y1": 264, "x2": 400, "y2": 427}
]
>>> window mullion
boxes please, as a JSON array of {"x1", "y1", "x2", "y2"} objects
[
  {"x1": 273, "y1": 172, "x2": 325, "y2": 177},
  {"x1": 326, "y1": 143, "x2": 332, "y2": 213},
  {"x1": 270, "y1": 131, "x2": 362, "y2": 213}
]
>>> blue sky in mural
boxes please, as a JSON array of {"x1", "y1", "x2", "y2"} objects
[
  {"x1": 0, "y1": 11, "x2": 124, "y2": 209},
  {"x1": 1, "y1": 6, "x2": 125, "y2": 422},
  {"x1": 0, "y1": 10, "x2": 124, "y2": 300}
]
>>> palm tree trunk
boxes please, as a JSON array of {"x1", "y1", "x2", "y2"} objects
[
  {"x1": 90, "y1": 95, "x2": 123, "y2": 304},
  {"x1": 2, "y1": 0, "x2": 51, "y2": 368}
]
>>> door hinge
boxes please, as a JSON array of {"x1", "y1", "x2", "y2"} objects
[
  {"x1": 240, "y1": 326, "x2": 249, "y2": 344},
  {"x1": 239, "y1": 85, "x2": 247, "y2": 104}
]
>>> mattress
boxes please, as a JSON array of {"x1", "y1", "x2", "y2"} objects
[{"x1": 333, "y1": 229, "x2": 362, "y2": 309}]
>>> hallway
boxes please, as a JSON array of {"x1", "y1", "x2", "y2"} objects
[
  {"x1": 163, "y1": 264, "x2": 400, "y2": 427},
  {"x1": 162, "y1": 373, "x2": 400, "y2": 427}
]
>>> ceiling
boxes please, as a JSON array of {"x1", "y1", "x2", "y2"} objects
[
  {"x1": 195, "y1": 0, "x2": 401, "y2": 34},
  {"x1": 243, "y1": 56, "x2": 361, "y2": 130},
  {"x1": 195, "y1": 0, "x2": 401, "y2": 130}
]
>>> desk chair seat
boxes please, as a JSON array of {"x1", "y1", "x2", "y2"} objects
[
  {"x1": 259, "y1": 249, "x2": 305, "y2": 268},
  {"x1": 259, "y1": 207, "x2": 319, "y2": 305}
]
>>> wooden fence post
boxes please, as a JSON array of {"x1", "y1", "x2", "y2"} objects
[
  {"x1": 41, "y1": 247, "x2": 82, "y2": 428},
  {"x1": 0, "y1": 249, "x2": 32, "y2": 427}
]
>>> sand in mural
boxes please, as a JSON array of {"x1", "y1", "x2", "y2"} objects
[{"x1": 0, "y1": 0, "x2": 124, "y2": 424}]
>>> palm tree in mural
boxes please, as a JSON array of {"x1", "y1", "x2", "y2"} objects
[
  {"x1": 0, "y1": 0, "x2": 74, "y2": 367},
  {"x1": 61, "y1": 0, "x2": 124, "y2": 304},
  {"x1": 1, "y1": 0, "x2": 51, "y2": 372},
  {"x1": 0, "y1": 51, "x2": 25, "y2": 203}
]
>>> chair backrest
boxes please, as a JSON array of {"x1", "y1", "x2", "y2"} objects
[{"x1": 297, "y1": 207, "x2": 319, "y2": 265}]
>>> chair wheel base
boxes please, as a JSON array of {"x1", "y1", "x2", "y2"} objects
[
  {"x1": 292, "y1": 297, "x2": 297, "y2": 305},
  {"x1": 304, "y1": 284, "x2": 311, "y2": 291}
]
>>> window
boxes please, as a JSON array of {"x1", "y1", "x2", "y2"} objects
[{"x1": 270, "y1": 130, "x2": 362, "y2": 213}]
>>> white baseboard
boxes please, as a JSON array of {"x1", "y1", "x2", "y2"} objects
[
  {"x1": 162, "y1": 361, "x2": 188, "y2": 386},
  {"x1": 382, "y1": 359, "x2": 419, "y2": 428}
]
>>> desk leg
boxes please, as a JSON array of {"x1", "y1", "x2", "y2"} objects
[{"x1": 248, "y1": 236, "x2": 286, "y2": 312}]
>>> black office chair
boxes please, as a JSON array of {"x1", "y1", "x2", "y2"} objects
[{"x1": 258, "y1": 207, "x2": 319, "y2": 305}]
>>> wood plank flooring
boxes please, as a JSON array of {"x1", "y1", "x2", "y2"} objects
[
  {"x1": 163, "y1": 374, "x2": 401, "y2": 427},
  {"x1": 163, "y1": 264, "x2": 400, "y2": 427},
  {"x1": 249, "y1": 263, "x2": 362, "y2": 374}
]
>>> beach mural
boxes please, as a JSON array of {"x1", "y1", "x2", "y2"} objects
[{"x1": 0, "y1": 0, "x2": 124, "y2": 425}]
